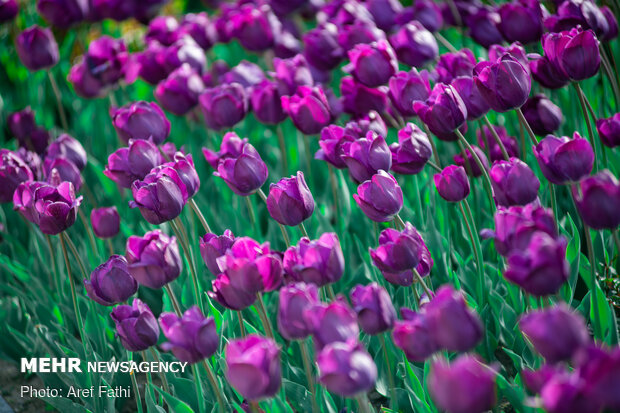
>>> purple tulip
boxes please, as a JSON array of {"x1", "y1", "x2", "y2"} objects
[
  {"x1": 542, "y1": 27, "x2": 601, "y2": 81},
  {"x1": 533, "y1": 133, "x2": 594, "y2": 185},
  {"x1": 199, "y1": 83, "x2": 248, "y2": 130},
  {"x1": 451, "y1": 76, "x2": 490, "y2": 120},
  {"x1": 130, "y1": 166, "x2": 186, "y2": 225},
  {"x1": 283, "y1": 232, "x2": 344, "y2": 287},
  {"x1": 466, "y1": 8, "x2": 503, "y2": 48},
  {"x1": 266, "y1": 172, "x2": 314, "y2": 226},
  {"x1": 155, "y1": 64, "x2": 205, "y2": 116},
  {"x1": 180, "y1": 12, "x2": 217, "y2": 50},
  {"x1": 112, "y1": 101, "x2": 171, "y2": 144},
  {"x1": 104, "y1": 139, "x2": 163, "y2": 188},
  {"x1": 393, "y1": 310, "x2": 438, "y2": 361},
  {"x1": 136, "y1": 42, "x2": 169, "y2": 85},
  {"x1": 209, "y1": 273, "x2": 258, "y2": 310},
  {"x1": 473, "y1": 53, "x2": 531, "y2": 113},
  {"x1": 497, "y1": 0, "x2": 543, "y2": 44},
  {"x1": 159, "y1": 306, "x2": 218, "y2": 363},
  {"x1": 0, "y1": 149, "x2": 34, "y2": 203},
  {"x1": 144, "y1": 16, "x2": 180, "y2": 46},
  {"x1": 519, "y1": 304, "x2": 589, "y2": 363},
  {"x1": 270, "y1": 0, "x2": 307, "y2": 16},
  {"x1": 600, "y1": 6, "x2": 618, "y2": 41},
  {"x1": 390, "y1": 123, "x2": 432, "y2": 175},
  {"x1": 340, "y1": 77, "x2": 388, "y2": 117},
  {"x1": 343, "y1": 40, "x2": 398, "y2": 88},
  {"x1": 522, "y1": 94, "x2": 563, "y2": 136},
  {"x1": 202, "y1": 132, "x2": 246, "y2": 168},
  {"x1": 576, "y1": 346, "x2": 620, "y2": 411},
  {"x1": 15, "y1": 26, "x2": 59, "y2": 71},
  {"x1": 281, "y1": 86, "x2": 332, "y2": 135},
  {"x1": 85, "y1": 255, "x2": 137, "y2": 306},
  {"x1": 388, "y1": 70, "x2": 431, "y2": 118},
  {"x1": 545, "y1": 0, "x2": 609, "y2": 37},
  {"x1": 434, "y1": 49, "x2": 477, "y2": 84},
  {"x1": 434, "y1": 165, "x2": 470, "y2": 202},
  {"x1": 0, "y1": 0, "x2": 18, "y2": 23},
  {"x1": 572, "y1": 170, "x2": 620, "y2": 229},
  {"x1": 504, "y1": 232, "x2": 569, "y2": 296},
  {"x1": 350, "y1": 283, "x2": 396, "y2": 335},
  {"x1": 522, "y1": 364, "x2": 565, "y2": 395},
  {"x1": 67, "y1": 60, "x2": 104, "y2": 99},
  {"x1": 529, "y1": 54, "x2": 570, "y2": 90},
  {"x1": 304, "y1": 298, "x2": 359, "y2": 350},
  {"x1": 341, "y1": 131, "x2": 391, "y2": 184},
  {"x1": 596, "y1": 113, "x2": 620, "y2": 148},
  {"x1": 540, "y1": 370, "x2": 599, "y2": 413},
  {"x1": 199, "y1": 229, "x2": 235, "y2": 276},
  {"x1": 302, "y1": 23, "x2": 344, "y2": 71},
  {"x1": 250, "y1": 79, "x2": 287, "y2": 124},
  {"x1": 125, "y1": 229, "x2": 182, "y2": 289},
  {"x1": 15, "y1": 148, "x2": 42, "y2": 180},
  {"x1": 477, "y1": 125, "x2": 520, "y2": 162},
  {"x1": 230, "y1": 3, "x2": 278, "y2": 52},
  {"x1": 221, "y1": 61, "x2": 267, "y2": 88},
  {"x1": 346, "y1": 111, "x2": 388, "y2": 138},
  {"x1": 90, "y1": 206, "x2": 120, "y2": 239},
  {"x1": 45, "y1": 136, "x2": 85, "y2": 176},
  {"x1": 428, "y1": 355, "x2": 497, "y2": 413},
  {"x1": 110, "y1": 299, "x2": 159, "y2": 351},
  {"x1": 43, "y1": 157, "x2": 82, "y2": 190},
  {"x1": 7, "y1": 108, "x2": 37, "y2": 143},
  {"x1": 405, "y1": 0, "x2": 444, "y2": 32},
  {"x1": 162, "y1": 37, "x2": 207, "y2": 75},
  {"x1": 389, "y1": 22, "x2": 438, "y2": 68},
  {"x1": 336, "y1": 20, "x2": 385, "y2": 51},
  {"x1": 413, "y1": 83, "x2": 467, "y2": 141},
  {"x1": 225, "y1": 334, "x2": 281, "y2": 400},
  {"x1": 317, "y1": 339, "x2": 377, "y2": 396},
  {"x1": 84, "y1": 36, "x2": 132, "y2": 86},
  {"x1": 277, "y1": 282, "x2": 319, "y2": 340},
  {"x1": 37, "y1": 0, "x2": 88, "y2": 28},
  {"x1": 272, "y1": 55, "x2": 314, "y2": 96},
  {"x1": 454, "y1": 146, "x2": 490, "y2": 178},
  {"x1": 490, "y1": 158, "x2": 540, "y2": 207},
  {"x1": 365, "y1": 0, "x2": 402, "y2": 31},
  {"x1": 314, "y1": 125, "x2": 356, "y2": 169},
  {"x1": 354, "y1": 170, "x2": 403, "y2": 222}
]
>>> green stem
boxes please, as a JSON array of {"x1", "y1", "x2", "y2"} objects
[
  {"x1": 164, "y1": 284, "x2": 183, "y2": 316},
  {"x1": 411, "y1": 284, "x2": 420, "y2": 307},
  {"x1": 423, "y1": 124, "x2": 442, "y2": 167},
  {"x1": 59, "y1": 234, "x2": 86, "y2": 347},
  {"x1": 573, "y1": 83, "x2": 599, "y2": 171},
  {"x1": 128, "y1": 351, "x2": 144, "y2": 413},
  {"x1": 245, "y1": 196, "x2": 257, "y2": 231},
  {"x1": 584, "y1": 225, "x2": 603, "y2": 339},
  {"x1": 478, "y1": 119, "x2": 492, "y2": 161},
  {"x1": 64, "y1": 234, "x2": 89, "y2": 279},
  {"x1": 237, "y1": 310, "x2": 247, "y2": 337},
  {"x1": 149, "y1": 347, "x2": 171, "y2": 395},
  {"x1": 435, "y1": 31, "x2": 459, "y2": 53},
  {"x1": 299, "y1": 340, "x2": 320, "y2": 413},
  {"x1": 172, "y1": 218, "x2": 204, "y2": 313},
  {"x1": 455, "y1": 130, "x2": 495, "y2": 211},
  {"x1": 78, "y1": 208, "x2": 98, "y2": 256},
  {"x1": 378, "y1": 334, "x2": 397, "y2": 411},
  {"x1": 45, "y1": 234, "x2": 62, "y2": 298},
  {"x1": 141, "y1": 351, "x2": 156, "y2": 403},
  {"x1": 189, "y1": 199, "x2": 212, "y2": 234},
  {"x1": 483, "y1": 115, "x2": 510, "y2": 160},
  {"x1": 459, "y1": 201, "x2": 485, "y2": 302},
  {"x1": 515, "y1": 107, "x2": 538, "y2": 146},
  {"x1": 394, "y1": 213, "x2": 406, "y2": 230},
  {"x1": 549, "y1": 183, "x2": 558, "y2": 221},
  {"x1": 256, "y1": 293, "x2": 275, "y2": 339},
  {"x1": 325, "y1": 284, "x2": 337, "y2": 301},
  {"x1": 413, "y1": 268, "x2": 433, "y2": 298},
  {"x1": 276, "y1": 124, "x2": 289, "y2": 175},
  {"x1": 47, "y1": 70, "x2": 69, "y2": 131},
  {"x1": 299, "y1": 222, "x2": 309, "y2": 238},
  {"x1": 427, "y1": 160, "x2": 442, "y2": 173},
  {"x1": 355, "y1": 393, "x2": 372, "y2": 413},
  {"x1": 257, "y1": 188, "x2": 291, "y2": 247},
  {"x1": 613, "y1": 230, "x2": 620, "y2": 262},
  {"x1": 192, "y1": 364, "x2": 206, "y2": 413},
  {"x1": 328, "y1": 165, "x2": 341, "y2": 223},
  {"x1": 201, "y1": 359, "x2": 226, "y2": 413}
]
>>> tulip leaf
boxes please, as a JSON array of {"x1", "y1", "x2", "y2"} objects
[{"x1": 153, "y1": 386, "x2": 195, "y2": 413}]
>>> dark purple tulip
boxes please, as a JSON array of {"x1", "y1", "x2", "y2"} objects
[
  {"x1": 317, "y1": 339, "x2": 377, "y2": 396},
  {"x1": 519, "y1": 304, "x2": 589, "y2": 363},
  {"x1": 490, "y1": 158, "x2": 540, "y2": 206},
  {"x1": 572, "y1": 170, "x2": 620, "y2": 229},
  {"x1": 577, "y1": 346, "x2": 620, "y2": 411},
  {"x1": 283, "y1": 232, "x2": 344, "y2": 287},
  {"x1": 434, "y1": 49, "x2": 477, "y2": 84},
  {"x1": 15, "y1": 148, "x2": 42, "y2": 179},
  {"x1": 37, "y1": 0, "x2": 88, "y2": 28},
  {"x1": 225, "y1": 334, "x2": 281, "y2": 401},
  {"x1": 389, "y1": 22, "x2": 438, "y2": 68},
  {"x1": 350, "y1": 283, "x2": 396, "y2": 335},
  {"x1": 135, "y1": 42, "x2": 169, "y2": 85},
  {"x1": 319, "y1": 0, "x2": 374, "y2": 26},
  {"x1": 504, "y1": 232, "x2": 569, "y2": 296},
  {"x1": 529, "y1": 54, "x2": 570, "y2": 89},
  {"x1": 522, "y1": 94, "x2": 563, "y2": 136},
  {"x1": 212, "y1": 139, "x2": 268, "y2": 197},
  {"x1": 533, "y1": 133, "x2": 594, "y2": 185},
  {"x1": 542, "y1": 27, "x2": 601, "y2": 81},
  {"x1": 413, "y1": 83, "x2": 467, "y2": 141},
  {"x1": 15, "y1": 26, "x2": 59, "y2": 71},
  {"x1": 125, "y1": 229, "x2": 182, "y2": 289},
  {"x1": 346, "y1": 111, "x2": 388, "y2": 138},
  {"x1": 336, "y1": 20, "x2": 385, "y2": 51},
  {"x1": 180, "y1": 12, "x2": 218, "y2": 50},
  {"x1": 428, "y1": 355, "x2": 497, "y2": 413},
  {"x1": 84, "y1": 255, "x2": 137, "y2": 306},
  {"x1": 13, "y1": 181, "x2": 82, "y2": 235},
  {"x1": 269, "y1": 0, "x2": 307, "y2": 16},
  {"x1": 434, "y1": 165, "x2": 471, "y2": 203},
  {"x1": 209, "y1": 273, "x2": 257, "y2": 310},
  {"x1": 390, "y1": 123, "x2": 432, "y2": 175},
  {"x1": 340, "y1": 77, "x2": 388, "y2": 117},
  {"x1": 522, "y1": 364, "x2": 565, "y2": 394},
  {"x1": 497, "y1": 0, "x2": 543, "y2": 44},
  {"x1": 540, "y1": 371, "x2": 600, "y2": 413},
  {"x1": 84, "y1": 36, "x2": 131, "y2": 86},
  {"x1": 393, "y1": 309, "x2": 439, "y2": 361},
  {"x1": 474, "y1": 53, "x2": 531, "y2": 112},
  {"x1": 110, "y1": 299, "x2": 159, "y2": 351},
  {"x1": 451, "y1": 76, "x2": 490, "y2": 120},
  {"x1": 405, "y1": 0, "x2": 444, "y2": 32},
  {"x1": 596, "y1": 113, "x2": 620, "y2": 148},
  {"x1": 104, "y1": 140, "x2": 163, "y2": 188},
  {"x1": 545, "y1": 0, "x2": 609, "y2": 37},
  {"x1": 341, "y1": 131, "x2": 391, "y2": 184},
  {"x1": 272, "y1": 55, "x2": 313, "y2": 96},
  {"x1": 220, "y1": 61, "x2": 266, "y2": 89},
  {"x1": 277, "y1": 282, "x2": 319, "y2": 340},
  {"x1": 159, "y1": 152, "x2": 199, "y2": 199},
  {"x1": 230, "y1": 3, "x2": 277, "y2": 52},
  {"x1": 90, "y1": 206, "x2": 120, "y2": 239},
  {"x1": 354, "y1": 170, "x2": 403, "y2": 222},
  {"x1": 266, "y1": 172, "x2": 314, "y2": 226},
  {"x1": 467, "y1": 8, "x2": 503, "y2": 48},
  {"x1": 388, "y1": 70, "x2": 431, "y2": 118},
  {"x1": 304, "y1": 298, "x2": 359, "y2": 349},
  {"x1": 145, "y1": 16, "x2": 181, "y2": 46},
  {"x1": 199, "y1": 229, "x2": 235, "y2": 276},
  {"x1": 88, "y1": 0, "x2": 135, "y2": 22},
  {"x1": 281, "y1": 86, "x2": 332, "y2": 135},
  {"x1": 343, "y1": 40, "x2": 398, "y2": 88},
  {"x1": 21, "y1": 126, "x2": 50, "y2": 155},
  {"x1": 489, "y1": 43, "x2": 528, "y2": 75},
  {"x1": 67, "y1": 60, "x2": 104, "y2": 98},
  {"x1": 130, "y1": 168, "x2": 185, "y2": 225},
  {"x1": 0, "y1": 0, "x2": 18, "y2": 22},
  {"x1": 163, "y1": 37, "x2": 207, "y2": 75},
  {"x1": 600, "y1": 6, "x2": 618, "y2": 41},
  {"x1": 46, "y1": 134, "x2": 87, "y2": 171},
  {"x1": 302, "y1": 23, "x2": 344, "y2": 71},
  {"x1": 250, "y1": 80, "x2": 287, "y2": 124},
  {"x1": 202, "y1": 131, "x2": 246, "y2": 169},
  {"x1": 155, "y1": 64, "x2": 205, "y2": 116},
  {"x1": 477, "y1": 125, "x2": 520, "y2": 162},
  {"x1": 159, "y1": 306, "x2": 218, "y2": 363},
  {"x1": 454, "y1": 146, "x2": 490, "y2": 178},
  {"x1": 43, "y1": 157, "x2": 82, "y2": 190},
  {"x1": 112, "y1": 101, "x2": 171, "y2": 144},
  {"x1": 0, "y1": 149, "x2": 34, "y2": 203},
  {"x1": 7, "y1": 108, "x2": 36, "y2": 142},
  {"x1": 314, "y1": 125, "x2": 356, "y2": 169},
  {"x1": 365, "y1": 0, "x2": 402, "y2": 31},
  {"x1": 199, "y1": 83, "x2": 248, "y2": 131}
]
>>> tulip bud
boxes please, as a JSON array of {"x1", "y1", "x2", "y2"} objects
[
  {"x1": 572, "y1": 170, "x2": 620, "y2": 229},
  {"x1": 601, "y1": 6, "x2": 618, "y2": 41},
  {"x1": 490, "y1": 158, "x2": 540, "y2": 207},
  {"x1": 413, "y1": 83, "x2": 467, "y2": 141},
  {"x1": 521, "y1": 95, "x2": 563, "y2": 136},
  {"x1": 388, "y1": 70, "x2": 431, "y2": 118},
  {"x1": 393, "y1": 310, "x2": 439, "y2": 361},
  {"x1": 354, "y1": 170, "x2": 403, "y2": 222},
  {"x1": 389, "y1": 22, "x2": 438, "y2": 68},
  {"x1": 225, "y1": 334, "x2": 281, "y2": 400},
  {"x1": 302, "y1": 23, "x2": 344, "y2": 71},
  {"x1": 337, "y1": 19, "x2": 385, "y2": 51},
  {"x1": 90, "y1": 206, "x2": 120, "y2": 239},
  {"x1": 162, "y1": 37, "x2": 206, "y2": 75},
  {"x1": 7, "y1": 107, "x2": 37, "y2": 142},
  {"x1": 15, "y1": 26, "x2": 59, "y2": 71},
  {"x1": 281, "y1": 86, "x2": 332, "y2": 135},
  {"x1": 390, "y1": 123, "x2": 432, "y2": 175},
  {"x1": 596, "y1": 113, "x2": 620, "y2": 148},
  {"x1": 266, "y1": 171, "x2": 314, "y2": 226},
  {"x1": 135, "y1": 42, "x2": 169, "y2": 85},
  {"x1": 250, "y1": 80, "x2": 287, "y2": 124},
  {"x1": 366, "y1": 0, "x2": 403, "y2": 31},
  {"x1": 104, "y1": 139, "x2": 163, "y2": 188},
  {"x1": 230, "y1": 3, "x2": 277, "y2": 52},
  {"x1": 317, "y1": 339, "x2": 377, "y2": 396},
  {"x1": 542, "y1": 28, "x2": 601, "y2": 81},
  {"x1": 0, "y1": 0, "x2": 18, "y2": 23},
  {"x1": 451, "y1": 76, "x2": 490, "y2": 120},
  {"x1": 343, "y1": 40, "x2": 398, "y2": 87},
  {"x1": 37, "y1": 0, "x2": 88, "y2": 28},
  {"x1": 200, "y1": 83, "x2": 248, "y2": 130},
  {"x1": 474, "y1": 53, "x2": 531, "y2": 112},
  {"x1": 209, "y1": 273, "x2": 258, "y2": 310},
  {"x1": 434, "y1": 165, "x2": 470, "y2": 202},
  {"x1": 145, "y1": 16, "x2": 181, "y2": 46},
  {"x1": 67, "y1": 60, "x2": 104, "y2": 99},
  {"x1": 160, "y1": 306, "x2": 218, "y2": 363},
  {"x1": 130, "y1": 167, "x2": 186, "y2": 225},
  {"x1": 283, "y1": 232, "x2": 344, "y2": 286},
  {"x1": 155, "y1": 64, "x2": 205, "y2": 116},
  {"x1": 46, "y1": 134, "x2": 87, "y2": 172},
  {"x1": 529, "y1": 54, "x2": 570, "y2": 89},
  {"x1": 0, "y1": 149, "x2": 34, "y2": 203},
  {"x1": 85, "y1": 255, "x2": 138, "y2": 306},
  {"x1": 340, "y1": 77, "x2": 388, "y2": 117},
  {"x1": 314, "y1": 125, "x2": 356, "y2": 169},
  {"x1": 341, "y1": 131, "x2": 392, "y2": 184},
  {"x1": 533, "y1": 133, "x2": 594, "y2": 185},
  {"x1": 180, "y1": 12, "x2": 217, "y2": 50},
  {"x1": 43, "y1": 157, "x2": 82, "y2": 190},
  {"x1": 200, "y1": 229, "x2": 235, "y2": 276},
  {"x1": 454, "y1": 146, "x2": 490, "y2": 178},
  {"x1": 350, "y1": 283, "x2": 396, "y2": 335},
  {"x1": 110, "y1": 299, "x2": 159, "y2": 351},
  {"x1": 466, "y1": 8, "x2": 503, "y2": 48},
  {"x1": 125, "y1": 229, "x2": 182, "y2": 289},
  {"x1": 277, "y1": 282, "x2": 319, "y2": 340},
  {"x1": 112, "y1": 101, "x2": 171, "y2": 144},
  {"x1": 497, "y1": 0, "x2": 543, "y2": 44},
  {"x1": 304, "y1": 298, "x2": 360, "y2": 350},
  {"x1": 83, "y1": 36, "x2": 131, "y2": 87},
  {"x1": 272, "y1": 55, "x2": 314, "y2": 96},
  {"x1": 434, "y1": 49, "x2": 476, "y2": 84}
]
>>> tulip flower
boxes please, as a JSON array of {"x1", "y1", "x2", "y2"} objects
[
  {"x1": 0, "y1": 0, "x2": 18, "y2": 23},
  {"x1": 220, "y1": 61, "x2": 266, "y2": 88},
  {"x1": 283, "y1": 232, "x2": 344, "y2": 286},
  {"x1": 490, "y1": 158, "x2": 540, "y2": 207},
  {"x1": 266, "y1": 172, "x2": 314, "y2": 226},
  {"x1": 135, "y1": 42, "x2": 169, "y2": 85},
  {"x1": 317, "y1": 339, "x2": 377, "y2": 396},
  {"x1": 7, "y1": 108, "x2": 37, "y2": 143},
  {"x1": 540, "y1": 371, "x2": 595, "y2": 413},
  {"x1": 533, "y1": 133, "x2": 594, "y2": 185},
  {"x1": 304, "y1": 298, "x2": 359, "y2": 350},
  {"x1": 314, "y1": 125, "x2": 356, "y2": 169},
  {"x1": 341, "y1": 131, "x2": 392, "y2": 184},
  {"x1": 497, "y1": 0, "x2": 543, "y2": 44},
  {"x1": 474, "y1": 53, "x2": 531, "y2": 112},
  {"x1": 46, "y1": 134, "x2": 87, "y2": 172},
  {"x1": 179, "y1": 12, "x2": 217, "y2": 50},
  {"x1": 545, "y1": 0, "x2": 609, "y2": 38},
  {"x1": 434, "y1": 165, "x2": 471, "y2": 202},
  {"x1": 85, "y1": 255, "x2": 138, "y2": 306},
  {"x1": 434, "y1": 49, "x2": 476, "y2": 84},
  {"x1": 67, "y1": 60, "x2": 104, "y2": 99},
  {"x1": 277, "y1": 282, "x2": 319, "y2": 340},
  {"x1": 389, "y1": 22, "x2": 438, "y2": 68},
  {"x1": 343, "y1": 40, "x2": 398, "y2": 87},
  {"x1": 15, "y1": 26, "x2": 59, "y2": 71},
  {"x1": 337, "y1": 20, "x2": 386, "y2": 52},
  {"x1": 159, "y1": 306, "x2": 219, "y2": 363},
  {"x1": 230, "y1": 3, "x2": 277, "y2": 52},
  {"x1": 406, "y1": 0, "x2": 444, "y2": 32},
  {"x1": 155, "y1": 64, "x2": 205, "y2": 116},
  {"x1": 130, "y1": 166, "x2": 186, "y2": 225},
  {"x1": 0, "y1": 149, "x2": 34, "y2": 203},
  {"x1": 413, "y1": 83, "x2": 467, "y2": 141},
  {"x1": 522, "y1": 95, "x2": 563, "y2": 136},
  {"x1": 340, "y1": 77, "x2": 388, "y2": 117},
  {"x1": 390, "y1": 123, "x2": 432, "y2": 175},
  {"x1": 225, "y1": 334, "x2": 281, "y2": 400},
  {"x1": 104, "y1": 140, "x2": 163, "y2": 189},
  {"x1": 37, "y1": 0, "x2": 88, "y2": 28},
  {"x1": 200, "y1": 229, "x2": 235, "y2": 276},
  {"x1": 272, "y1": 55, "x2": 314, "y2": 96},
  {"x1": 199, "y1": 83, "x2": 248, "y2": 130},
  {"x1": 451, "y1": 76, "x2": 490, "y2": 120},
  {"x1": 572, "y1": 170, "x2": 620, "y2": 229},
  {"x1": 145, "y1": 16, "x2": 180, "y2": 46},
  {"x1": 393, "y1": 310, "x2": 439, "y2": 361},
  {"x1": 162, "y1": 37, "x2": 206, "y2": 76},
  {"x1": 82, "y1": 36, "x2": 131, "y2": 87},
  {"x1": 110, "y1": 299, "x2": 160, "y2": 351},
  {"x1": 302, "y1": 23, "x2": 344, "y2": 71},
  {"x1": 529, "y1": 54, "x2": 570, "y2": 90},
  {"x1": 112, "y1": 101, "x2": 171, "y2": 144},
  {"x1": 596, "y1": 113, "x2": 620, "y2": 148},
  {"x1": 542, "y1": 27, "x2": 601, "y2": 81},
  {"x1": 43, "y1": 158, "x2": 82, "y2": 191},
  {"x1": 90, "y1": 206, "x2": 120, "y2": 239},
  {"x1": 125, "y1": 229, "x2": 182, "y2": 289},
  {"x1": 209, "y1": 273, "x2": 258, "y2": 310},
  {"x1": 250, "y1": 80, "x2": 287, "y2": 125},
  {"x1": 366, "y1": 0, "x2": 403, "y2": 31},
  {"x1": 477, "y1": 125, "x2": 520, "y2": 162},
  {"x1": 281, "y1": 86, "x2": 332, "y2": 135},
  {"x1": 454, "y1": 146, "x2": 490, "y2": 178},
  {"x1": 466, "y1": 8, "x2": 503, "y2": 48},
  {"x1": 575, "y1": 346, "x2": 620, "y2": 411},
  {"x1": 350, "y1": 283, "x2": 396, "y2": 335},
  {"x1": 388, "y1": 70, "x2": 431, "y2": 118},
  {"x1": 354, "y1": 170, "x2": 403, "y2": 222}
]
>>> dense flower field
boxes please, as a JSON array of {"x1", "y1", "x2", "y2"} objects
[{"x1": 0, "y1": 0, "x2": 619, "y2": 412}]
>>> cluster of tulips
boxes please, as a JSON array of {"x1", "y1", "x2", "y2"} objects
[{"x1": 1, "y1": 0, "x2": 620, "y2": 412}]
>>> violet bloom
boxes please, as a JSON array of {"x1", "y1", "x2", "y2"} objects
[
  {"x1": 466, "y1": 8, "x2": 503, "y2": 48},
  {"x1": 104, "y1": 139, "x2": 163, "y2": 188},
  {"x1": 533, "y1": 133, "x2": 594, "y2": 185},
  {"x1": 413, "y1": 83, "x2": 467, "y2": 142},
  {"x1": 162, "y1": 37, "x2": 207, "y2": 76},
  {"x1": 341, "y1": 131, "x2": 391, "y2": 184},
  {"x1": 600, "y1": 6, "x2": 618, "y2": 41},
  {"x1": 85, "y1": 255, "x2": 137, "y2": 306},
  {"x1": 504, "y1": 232, "x2": 569, "y2": 296},
  {"x1": 434, "y1": 165, "x2": 470, "y2": 202},
  {"x1": 369, "y1": 222, "x2": 428, "y2": 281},
  {"x1": 473, "y1": 53, "x2": 531, "y2": 112},
  {"x1": 281, "y1": 86, "x2": 332, "y2": 135},
  {"x1": 16, "y1": 148, "x2": 42, "y2": 180},
  {"x1": 7, "y1": 107, "x2": 36, "y2": 143},
  {"x1": 529, "y1": 54, "x2": 570, "y2": 90},
  {"x1": 317, "y1": 339, "x2": 377, "y2": 396},
  {"x1": 67, "y1": 60, "x2": 104, "y2": 99},
  {"x1": 302, "y1": 23, "x2": 344, "y2": 71},
  {"x1": 225, "y1": 335, "x2": 281, "y2": 401},
  {"x1": 272, "y1": 55, "x2": 314, "y2": 96},
  {"x1": 521, "y1": 94, "x2": 563, "y2": 136},
  {"x1": 390, "y1": 123, "x2": 432, "y2": 175},
  {"x1": 596, "y1": 113, "x2": 620, "y2": 148},
  {"x1": 266, "y1": 172, "x2": 314, "y2": 226},
  {"x1": 428, "y1": 355, "x2": 497, "y2": 413},
  {"x1": 346, "y1": 111, "x2": 388, "y2": 138},
  {"x1": 304, "y1": 298, "x2": 360, "y2": 350},
  {"x1": 389, "y1": 22, "x2": 438, "y2": 68},
  {"x1": 393, "y1": 309, "x2": 438, "y2": 361},
  {"x1": 83, "y1": 36, "x2": 132, "y2": 86},
  {"x1": 572, "y1": 170, "x2": 620, "y2": 229},
  {"x1": 277, "y1": 282, "x2": 319, "y2": 340},
  {"x1": 46, "y1": 134, "x2": 87, "y2": 171},
  {"x1": 354, "y1": 170, "x2": 403, "y2": 222},
  {"x1": 283, "y1": 232, "x2": 344, "y2": 287},
  {"x1": 478, "y1": 125, "x2": 520, "y2": 162},
  {"x1": 43, "y1": 157, "x2": 82, "y2": 190},
  {"x1": 155, "y1": 64, "x2": 205, "y2": 116},
  {"x1": 451, "y1": 76, "x2": 490, "y2": 120},
  {"x1": 365, "y1": 0, "x2": 403, "y2": 31},
  {"x1": 90, "y1": 206, "x2": 120, "y2": 239},
  {"x1": 545, "y1": 0, "x2": 609, "y2": 38},
  {"x1": 199, "y1": 83, "x2": 248, "y2": 130},
  {"x1": 125, "y1": 229, "x2": 182, "y2": 289},
  {"x1": 340, "y1": 77, "x2": 388, "y2": 117},
  {"x1": 0, "y1": 0, "x2": 18, "y2": 23},
  {"x1": 220, "y1": 61, "x2": 266, "y2": 89},
  {"x1": 15, "y1": 26, "x2": 59, "y2": 71},
  {"x1": 159, "y1": 306, "x2": 218, "y2": 363},
  {"x1": 343, "y1": 40, "x2": 398, "y2": 88},
  {"x1": 336, "y1": 20, "x2": 385, "y2": 52},
  {"x1": 497, "y1": 0, "x2": 543, "y2": 44},
  {"x1": 110, "y1": 299, "x2": 159, "y2": 351},
  {"x1": 37, "y1": 0, "x2": 88, "y2": 28},
  {"x1": 136, "y1": 42, "x2": 169, "y2": 85},
  {"x1": 406, "y1": 0, "x2": 444, "y2": 32},
  {"x1": 180, "y1": 12, "x2": 218, "y2": 50},
  {"x1": 314, "y1": 125, "x2": 356, "y2": 169},
  {"x1": 209, "y1": 273, "x2": 258, "y2": 310},
  {"x1": 490, "y1": 158, "x2": 540, "y2": 207},
  {"x1": 203, "y1": 131, "x2": 247, "y2": 168},
  {"x1": 144, "y1": 16, "x2": 180, "y2": 46},
  {"x1": 519, "y1": 304, "x2": 589, "y2": 363},
  {"x1": 0, "y1": 149, "x2": 34, "y2": 203},
  {"x1": 542, "y1": 27, "x2": 601, "y2": 81},
  {"x1": 199, "y1": 229, "x2": 235, "y2": 276},
  {"x1": 112, "y1": 101, "x2": 171, "y2": 144},
  {"x1": 454, "y1": 146, "x2": 490, "y2": 178},
  {"x1": 576, "y1": 346, "x2": 620, "y2": 411},
  {"x1": 250, "y1": 79, "x2": 287, "y2": 125},
  {"x1": 434, "y1": 49, "x2": 477, "y2": 84},
  {"x1": 230, "y1": 3, "x2": 277, "y2": 52},
  {"x1": 350, "y1": 283, "x2": 396, "y2": 335},
  {"x1": 388, "y1": 70, "x2": 431, "y2": 118},
  {"x1": 130, "y1": 167, "x2": 186, "y2": 225}
]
